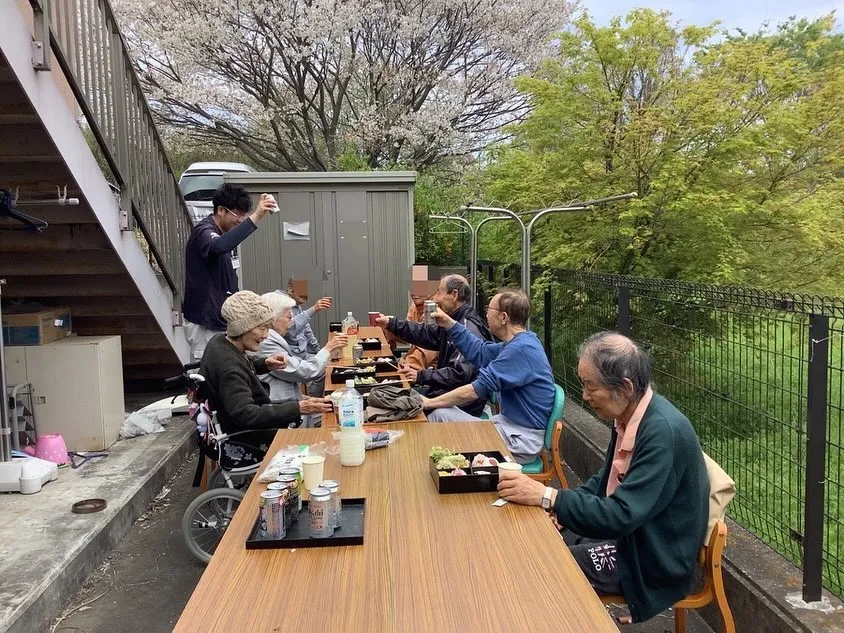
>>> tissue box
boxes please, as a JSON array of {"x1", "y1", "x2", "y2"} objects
[{"x1": 2, "y1": 305, "x2": 72, "y2": 346}]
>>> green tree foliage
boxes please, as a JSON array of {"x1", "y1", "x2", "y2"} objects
[{"x1": 482, "y1": 10, "x2": 844, "y2": 294}]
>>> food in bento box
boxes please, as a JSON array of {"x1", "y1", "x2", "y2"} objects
[
  {"x1": 430, "y1": 447, "x2": 470, "y2": 470},
  {"x1": 355, "y1": 358, "x2": 375, "y2": 366},
  {"x1": 354, "y1": 376, "x2": 377, "y2": 385},
  {"x1": 471, "y1": 453, "x2": 500, "y2": 468},
  {"x1": 363, "y1": 337, "x2": 381, "y2": 344},
  {"x1": 451, "y1": 468, "x2": 467, "y2": 476}
]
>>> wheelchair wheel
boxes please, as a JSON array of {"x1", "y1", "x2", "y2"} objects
[
  {"x1": 182, "y1": 488, "x2": 244, "y2": 564},
  {"x1": 207, "y1": 466, "x2": 253, "y2": 491}
]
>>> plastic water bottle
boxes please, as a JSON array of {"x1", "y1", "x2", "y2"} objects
[{"x1": 338, "y1": 379, "x2": 366, "y2": 466}]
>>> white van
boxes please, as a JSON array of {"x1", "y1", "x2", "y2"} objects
[{"x1": 178, "y1": 162, "x2": 256, "y2": 225}]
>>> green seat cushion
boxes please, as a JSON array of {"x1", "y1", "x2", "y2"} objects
[{"x1": 521, "y1": 457, "x2": 544, "y2": 474}]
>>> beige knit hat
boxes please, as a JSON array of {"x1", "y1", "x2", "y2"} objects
[
  {"x1": 261, "y1": 291, "x2": 296, "y2": 317},
  {"x1": 221, "y1": 291, "x2": 274, "y2": 337}
]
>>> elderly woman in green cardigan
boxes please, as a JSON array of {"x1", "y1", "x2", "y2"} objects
[{"x1": 498, "y1": 332, "x2": 709, "y2": 624}]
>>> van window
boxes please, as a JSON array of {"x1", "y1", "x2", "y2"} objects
[{"x1": 179, "y1": 175, "x2": 224, "y2": 201}]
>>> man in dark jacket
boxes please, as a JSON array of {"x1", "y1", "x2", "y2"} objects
[
  {"x1": 374, "y1": 275, "x2": 492, "y2": 417},
  {"x1": 182, "y1": 184, "x2": 276, "y2": 361},
  {"x1": 497, "y1": 332, "x2": 710, "y2": 624}
]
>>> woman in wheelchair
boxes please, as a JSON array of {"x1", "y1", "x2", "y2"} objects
[
  {"x1": 257, "y1": 292, "x2": 348, "y2": 428},
  {"x1": 199, "y1": 291, "x2": 332, "y2": 467}
]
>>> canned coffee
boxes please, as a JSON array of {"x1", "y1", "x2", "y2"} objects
[{"x1": 309, "y1": 487, "x2": 334, "y2": 538}]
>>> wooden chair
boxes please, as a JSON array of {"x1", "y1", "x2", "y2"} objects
[
  {"x1": 522, "y1": 384, "x2": 568, "y2": 489},
  {"x1": 600, "y1": 520, "x2": 735, "y2": 633}
]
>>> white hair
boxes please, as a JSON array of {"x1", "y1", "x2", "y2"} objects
[{"x1": 261, "y1": 291, "x2": 296, "y2": 317}]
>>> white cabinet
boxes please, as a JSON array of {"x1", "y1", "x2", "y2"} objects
[{"x1": 6, "y1": 336, "x2": 124, "y2": 450}]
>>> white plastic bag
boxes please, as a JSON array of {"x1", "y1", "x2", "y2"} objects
[
  {"x1": 119, "y1": 409, "x2": 170, "y2": 439},
  {"x1": 331, "y1": 429, "x2": 405, "y2": 450}
]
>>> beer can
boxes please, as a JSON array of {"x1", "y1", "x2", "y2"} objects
[
  {"x1": 352, "y1": 344, "x2": 363, "y2": 362},
  {"x1": 277, "y1": 474, "x2": 301, "y2": 519},
  {"x1": 269, "y1": 481, "x2": 295, "y2": 528},
  {"x1": 309, "y1": 487, "x2": 334, "y2": 538},
  {"x1": 278, "y1": 467, "x2": 303, "y2": 498},
  {"x1": 259, "y1": 490, "x2": 285, "y2": 539},
  {"x1": 319, "y1": 480, "x2": 342, "y2": 530},
  {"x1": 424, "y1": 300, "x2": 437, "y2": 325}
]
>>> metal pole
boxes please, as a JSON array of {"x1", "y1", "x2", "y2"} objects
[
  {"x1": 461, "y1": 205, "x2": 527, "y2": 290},
  {"x1": 803, "y1": 313, "x2": 829, "y2": 602},
  {"x1": 524, "y1": 205, "x2": 591, "y2": 298},
  {"x1": 0, "y1": 280, "x2": 10, "y2": 462},
  {"x1": 543, "y1": 289, "x2": 552, "y2": 362},
  {"x1": 618, "y1": 286, "x2": 631, "y2": 335}
]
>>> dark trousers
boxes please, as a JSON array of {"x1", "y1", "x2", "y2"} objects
[{"x1": 563, "y1": 530, "x2": 623, "y2": 596}]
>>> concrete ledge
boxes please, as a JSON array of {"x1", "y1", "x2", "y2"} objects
[
  {"x1": 0, "y1": 420, "x2": 194, "y2": 633},
  {"x1": 561, "y1": 401, "x2": 844, "y2": 633}
]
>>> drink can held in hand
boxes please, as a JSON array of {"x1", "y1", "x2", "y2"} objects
[
  {"x1": 259, "y1": 490, "x2": 285, "y2": 539},
  {"x1": 309, "y1": 487, "x2": 334, "y2": 538},
  {"x1": 352, "y1": 344, "x2": 363, "y2": 362},
  {"x1": 423, "y1": 300, "x2": 437, "y2": 325},
  {"x1": 319, "y1": 480, "x2": 342, "y2": 529}
]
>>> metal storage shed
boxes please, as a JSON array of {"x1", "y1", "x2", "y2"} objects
[{"x1": 225, "y1": 172, "x2": 417, "y2": 336}]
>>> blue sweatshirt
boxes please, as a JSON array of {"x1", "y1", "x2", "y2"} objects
[{"x1": 447, "y1": 323, "x2": 555, "y2": 430}]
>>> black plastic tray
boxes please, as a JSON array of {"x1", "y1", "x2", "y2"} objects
[
  {"x1": 359, "y1": 338, "x2": 383, "y2": 351},
  {"x1": 430, "y1": 451, "x2": 508, "y2": 494},
  {"x1": 350, "y1": 377, "x2": 404, "y2": 394},
  {"x1": 355, "y1": 358, "x2": 400, "y2": 373},
  {"x1": 331, "y1": 366, "x2": 378, "y2": 381},
  {"x1": 245, "y1": 498, "x2": 366, "y2": 549}
]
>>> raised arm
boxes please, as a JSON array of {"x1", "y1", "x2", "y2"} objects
[{"x1": 447, "y1": 322, "x2": 504, "y2": 368}]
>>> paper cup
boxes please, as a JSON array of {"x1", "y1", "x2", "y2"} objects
[
  {"x1": 368, "y1": 312, "x2": 379, "y2": 326},
  {"x1": 302, "y1": 455, "x2": 326, "y2": 491},
  {"x1": 497, "y1": 461, "x2": 523, "y2": 481}
]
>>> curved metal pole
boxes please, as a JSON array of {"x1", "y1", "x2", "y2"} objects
[
  {"x1": 472, "y1": 215, "x2": 511, "y2": 304},
  {"x1": 461, "y1": 205, "x2": 527, "y2": 290},
  {"x1": 430, "y1": 213, "x2": 511, "y2": 307}
]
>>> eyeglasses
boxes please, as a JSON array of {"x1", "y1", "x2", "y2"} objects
[
  {"x1": 223, "y1": 207, "x2": 248, "y2": 220},
  {"x1": 486, "y1": 305, "x2": 502, "y2": 313}
]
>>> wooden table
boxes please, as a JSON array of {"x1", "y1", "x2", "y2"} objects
[{"x1": 172, "y1": 423, "x2": 617, "y2": 633}]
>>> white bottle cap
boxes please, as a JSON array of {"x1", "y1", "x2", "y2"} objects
[
  {"x1": 345, "y1": 379, "x2": 355, "y2": 388},
  {"x1": 347, "y1": 311, "x2": 353, "y2": 316}
]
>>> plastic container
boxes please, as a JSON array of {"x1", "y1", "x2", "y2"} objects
[
  {"x1": 338, "y1": 380, "x2": 365, "y2": 466},
  {"x1": 341, "y1": 312, "x2": 359, "y2": 336}
]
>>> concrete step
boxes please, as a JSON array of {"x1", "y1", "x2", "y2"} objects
[{"x1": 0, "y1": 418, "x2": 195, "y2": 633}]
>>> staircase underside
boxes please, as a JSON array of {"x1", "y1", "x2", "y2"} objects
[{"x1": 0, "y1": 53, "x2": 182, "y2": 383}]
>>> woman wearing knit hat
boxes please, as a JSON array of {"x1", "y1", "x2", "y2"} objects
[
  {"x1": 258, "y1": 292, "x2": 348, "y2": 427},
  {"x1": 199, "y1": 291, "x2": 332, "y2": 453}
]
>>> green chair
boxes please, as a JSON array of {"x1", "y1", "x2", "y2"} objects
[
  {"x1": 479, "y1": 391, "x2": 499, "y2": 420},
  {"x1": 521, "y1": 384, "x2": 568, "y2": 488}
]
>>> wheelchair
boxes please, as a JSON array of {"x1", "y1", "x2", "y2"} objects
[{"x1": 165, "y1": 364, "x2": 266, "y2": 564}]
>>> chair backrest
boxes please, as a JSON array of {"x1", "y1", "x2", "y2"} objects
[
  {"x1": 545, "y1": 385, "x2": 566, "y2": 451},
  {"x1": 703, "y1": 452, "x2": 735, "y2": 542}
]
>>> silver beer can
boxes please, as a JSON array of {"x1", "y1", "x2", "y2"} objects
[
  {"x1": 259, "y1": 490, "x2": 285, "y2": 539},
  {"x1": 276, "y1": 474, "x2": 301, "y2": 517},
  {"x1": 309, "y1": 487, "x2": 334, "y2": 538},
  {"x1": 423, "y1": 300, "x2": 437, "y2": 324},
  {"x1": 352, "y1": 344, "x2": 363, "y2": 362},
  {"x1": 319, "y1": 480, "x2": 342, "y2": 530}
]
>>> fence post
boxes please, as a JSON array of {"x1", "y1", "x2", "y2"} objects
[
  {"x1": 543, "y1": 289, "x2": 552, "y2": 363},
  {"x1": 110, "y1": 25, "x2": 133, "y2": 231},
  {"x1": 618, "y1": 286, "x2": 630, "y2": 335},
  {"x1": 803, "y1": 314, "x2": 829, "y2": 602}
]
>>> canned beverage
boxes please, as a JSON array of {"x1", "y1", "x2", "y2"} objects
[
  {"x1": 278, "y1": 467, "x2": 303, "y2": 498},
  {"x1": 424, "y1": 300, "x2": 437, "y2": 325},
  {"x1": 259, "y1": 490, "x2": 285, "y2": 539},
  {"x1": 352, "y1": 344, "x2": 363, "y2": 362},
  {"x1": 319, "y1": 480, "x2": 342, "y2": 530},
  {"x1": 277, "y1": 474, "x2": 301, "y2": 518},
  {"x1": 309, "y1": 487, "x2": 334, "y2": 538},
  {"x1": 268, "y1": 481, "x2": 295, "y2": 528}
]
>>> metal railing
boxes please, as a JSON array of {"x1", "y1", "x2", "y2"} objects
[
  {"x1": 478, "y1": 261, "x2": 844, "y2": 600},
  {"x1": 28, "y1": 0, "x2": 192, "y2": 302}
]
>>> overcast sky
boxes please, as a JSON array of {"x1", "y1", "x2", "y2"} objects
[{"x1": 579, "y1": 0, "x2": 843, "y2": 34}]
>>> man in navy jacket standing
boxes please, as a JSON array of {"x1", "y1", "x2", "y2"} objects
[{"x1": 182, "y1": 183, "x2": 276, "y2": 361}]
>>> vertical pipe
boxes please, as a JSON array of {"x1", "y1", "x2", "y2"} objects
[
  {"x1": 618, "y1": 286, "x2": 631, "y2": 336},
  {"x1": 543, "y1": 289, "x2": 552, "y2": 363},
  {"x1": 0, "y1": 280, "x2": 10, "y2": 462},
  {"x1": 803, "y1": 313, "x2": 829, "y2": 602}
]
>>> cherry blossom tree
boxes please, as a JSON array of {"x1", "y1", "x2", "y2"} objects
[{"x1": 114, "y1": 0, "x2": 576, "y2": 170}]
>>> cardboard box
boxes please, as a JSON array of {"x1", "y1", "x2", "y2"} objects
[{"x1": 2, "y1": 305, "x2": 72, "y2": 346}]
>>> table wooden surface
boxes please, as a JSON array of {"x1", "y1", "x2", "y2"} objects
[{"x1": 172, "y1": 423, "x2": 618, "y2": 633}]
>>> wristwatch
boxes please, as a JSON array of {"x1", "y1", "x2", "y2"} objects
[{"x1": 541, "y1": 486, "x2": 554, "y2": 510}]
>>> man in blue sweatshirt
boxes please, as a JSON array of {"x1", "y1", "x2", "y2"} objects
[
  {"x1": 182, "y1": 184, "x2": 276, "y2": 361},
  {"x1": 422, "y1": 288, "x2": 555, "y2": 463}
]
